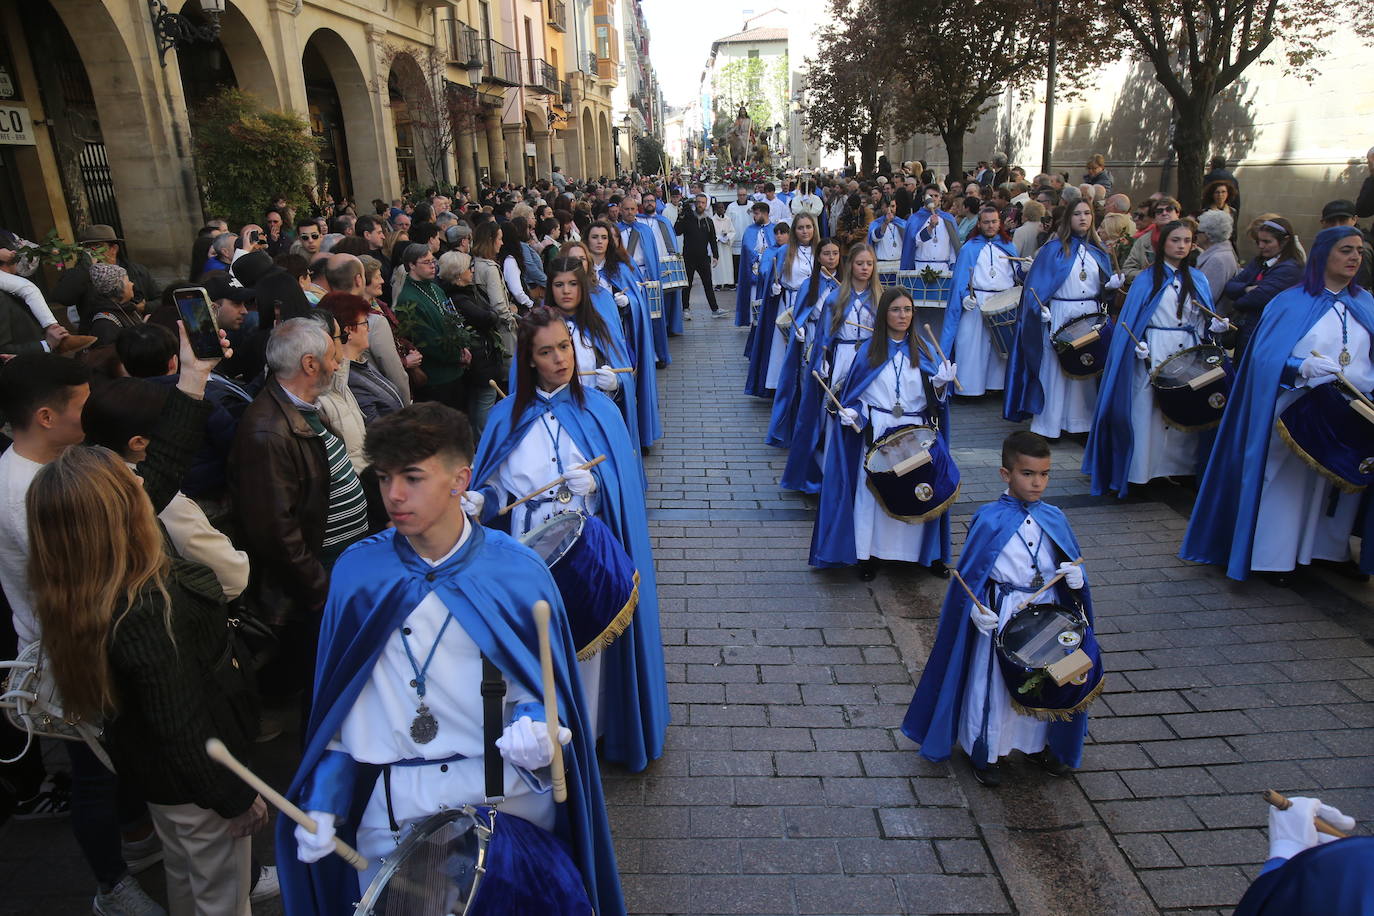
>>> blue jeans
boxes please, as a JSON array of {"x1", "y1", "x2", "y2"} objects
[
  {"x1": 467, "y1": 383, "x2": 498, "y2": 439},
  {"x1": 66, "y1": 741, "x2": 144, "y2": 889}
]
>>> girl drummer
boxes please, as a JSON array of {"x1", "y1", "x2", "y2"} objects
[
  {"x1": 810, "y1": 287, "x2": 959, "y2": 580},
  {"x1": 468, "y1": 307, "x2": 668, "y2": 771},
  {"x1": 1004, "y1": 199, "x2": 1114, "y2": 438},
  {"x1": 768, "y1": 237, "x2": 843, "y2": 450},
  {"x1": 1083, "y1": 220, "x2": 1229, "y2": 496}
]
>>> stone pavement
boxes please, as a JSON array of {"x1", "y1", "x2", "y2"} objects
[{"x1": 1, "y1": 303, "x2": 1371, "y2": 914}]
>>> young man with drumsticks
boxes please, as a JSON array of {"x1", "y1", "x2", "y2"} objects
[
  {"x1": 277, "y1": 402, "x2": 624, "y2": 916},
  {"x1": 903, "y1": 430, "x2": 1098, "y2": 787}
]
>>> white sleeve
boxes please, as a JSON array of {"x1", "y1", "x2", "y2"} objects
[
  {"x1": 503, "y1": 258, "x2": 533, "y2": 307},
  {"x1": 0, "y1": 272, "x2": 58, "y2": 328},
  {"x1": 158, "y1": 492, "x2": 251, "y2": 599}
]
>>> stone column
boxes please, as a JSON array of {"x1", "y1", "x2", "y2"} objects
[
  {"x1": 532, "y1": 127, "x2": 553, "y2": 186},
  {"x1": 484, "y1": 107, "x2": 506, "y2": 182},
  {"x1": 503, "y1": 124, "x2": 526, "y2": 185},
  {"x1": 456, "y1": 128, "x2": 478, "y2": 192}
]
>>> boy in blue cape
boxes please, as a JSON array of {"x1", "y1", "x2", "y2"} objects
[
  {"x1": 278, "y1": 402, "x2": 624, "y2": 916},
  {"x1": 903, "y1": 431, "x2": 1094, "y2": 786},
  {"x1": 735, "y1": 202, "x2": 778, "y2": 326},
  {"x1": 1235, "y1": 795, "x2": 1370, "y2": 915}
]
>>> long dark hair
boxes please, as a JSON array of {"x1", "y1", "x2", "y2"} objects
[
  {"x1": 546, "y1": 257, "x2": 616, "y2": 355},
  {"x1": 498, "y1": 219, "x2": 528, "y2": 268},
  {"x1": 1148, "y1": 220, "x2": 1200, "y2": 318},
  {"x1": 866, "y1": 287, "x2": 923, "y2": 369},
  {"x1": 513, "y1": 307, "x2": 585, "y2": 418},
  {"x1": 589, "y1": 220, "x2": 632, "y2": 273}
]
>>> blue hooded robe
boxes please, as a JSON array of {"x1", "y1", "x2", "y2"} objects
[
  {"x1": 1234, "y1": 837, "x2": 1374, "y2": 915},
  {"x1": 744, "y1": 245, "x2": 791, "y2": 396},
  {"x1": 899, "y1": 207, "x2": 960, "y2": 270},
  {"x1": 619, "y1": 218, "x2": 670, "y2": 365},
  {"x1": 901, "y1": 494, "x2": 1093, "y2": 767},
  {"x1": 594, "y1": 260, "x2": 662, "y2": 447},
  {"x1": 471, "y1": 386, "x2": 669, "y2": 771},
  {"x1": 735, "y1": 221, "x2": 779, "y2": 326},
  {"x1": 275, "y1": 526, "x2": 625, "y2": 916},
  {"x1": 940, "y1": 233, "x2": 1021, "y2": 359},
  {"x1": 766, "y1": 270, "x2": 840, "y2": 449}
]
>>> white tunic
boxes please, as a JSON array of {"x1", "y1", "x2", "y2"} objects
[
  {"x1": 1032, "y1": 245, "x2": 1102, "y2": 438},
  {"x1": 767, "y1": 248, "x2": 814, "y2": 390},
  {"x1": 1252, "y1": 300, "x2": 1374, "y2": 571},
  {"x1": 829, "y1": 290, "x2": 875, "y2": 393},
  {"x1": 486, "y1": 389, "x2": 598, "y2": 540},
  {"x1": 1127, "y1": 274, "x2": 1207, "y2": 484},
  {"x1": 851, "y1": 345, "x2": 941, "y2": 561},
  {"x1": 957, "y1": 242, "x2": 1016, "y2": 396},
  {"x1": 638, "y1": 216, "x2": 671, "y2": 260},
  {"x1": 621, "y1": 226, "x2": 647, "y2": 268},
  {"x1": 958, "y1": 510, "x2": 1055, "y2": 761},
  {"x1": 873, "y1": 222, "x2": 903, "y2": 261},
  {"x1": 910, "y1": 213, "x2": 956, "y2": 266},
  {"x1": 565, "y1": 316, "x2": 602, "y2": 377}
]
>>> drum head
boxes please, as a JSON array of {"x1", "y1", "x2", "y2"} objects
[
  {"x1": 520, "y1": 512, "x2": 586, "y2": 569},
  {"x1": 864, "y1": 426, "x2": 937, "y2": 474},
  {"x1": 1151, "y1": 345, "x2": 1226, "y2": 390},
  {"x1": 1052, "y1": 311, "x2": 1106, "y2": 345},
  {"x1": 994, "y1": 603, "x2": 1104, "y2": 719},
  {"x1": 355, "y1": 808, "x2": 489, "y2": 915},
  {"x1": 980, "y1": 288, "x2": 1021, "y2": 313},
  {"x1": 997, "y1": 603, "x2": 1087, "y2": 670}
]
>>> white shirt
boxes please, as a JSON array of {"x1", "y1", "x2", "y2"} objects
[
  {"x1": 766, "y1": 197, "x2": 790, "y2": 224},
  {"x1": 487, "y1": 387, "x2": 598, "y2": 539},
  {"x1": 0, "y1": 447, "x2": 42, "y2": 645},
  {"x1": 725, "y1": 202, "x2": 753, "y2": 254}
]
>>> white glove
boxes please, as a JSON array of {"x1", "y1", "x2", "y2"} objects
[
  {"x1": 613, "y1": 291, "x2": 630, "y2": 308},
  {"x1": 1040, "y1": 306, "x2": 1052, "y2": 324},
  {"x1": 932, "y1": 360, "x2": 958, "y2": 386},
  {"x1": 1208, "y1": 316, "x2": 1230, "y2": 334},
  {"x1": 1268, "y1": 796, "x2": 1356, "y2": 861},
  {"x1": 771, "y1": 282, "x2": 782, "y2": 296},
  {"x1": 1056, "y1": 561, "x2": 1085, "y2": 590},
  {"x1": 970, "y1": 603, "x2": 999, "y2": 636},
  {"x1": 794, "y1": 324, "x2": 806, "y2": 344},
  {"x1": 838, "y1": 407, "x2": 862, "y2": 429},
  {"x1": 563, "y1": 466, "x2": 596, "y2": 496},
  {"x1": 1134, "y1": 341, "x2": 1151, "y2": 361},
  {"x1": 460, "y1": 489, "x2": 485, "y2": 518},
  {"x1": 1299, "y1": 354, "x2": 1340, "y2": 382},
  {"x1": 593, "y1": 365, "x2": 620, "y2": 391},
  {"x1": 1105, "y1": 273, "x2": 1125, "y2": 291},
  {"x1": 295, "y1": 812, "x2": 337, "y2": 865},
  {"x1": 962, "y1": 294, "x2": 979, "y2": 311},
  {"x1": 495, "y1": 715, "x2": 573, "y2": 771}
]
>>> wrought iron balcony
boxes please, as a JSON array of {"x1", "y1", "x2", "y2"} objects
[
  {"x1": 483, "y1": 38, "x2": 521, "y2": 86},
  {"x1": 527, "y1": 58, "x2": 560, "y2": 94},
  {"x1": 548, "y1": 0, "x2": 567, "y2": 31},
  {"x1": 446, "y1": 20, "x2": 483, "y2": 68}
]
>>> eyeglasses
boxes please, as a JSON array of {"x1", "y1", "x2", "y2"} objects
[
  {"x1": 299, "y1": 232, "x2": 320, "y2": 240},
  {"x1": 889, "y1": 306, "x2": 914, "y2": 314},
  {"x1": 1154, "y1": 206, "x2": 1178, "y2": 216},
  {"x1": 416, "y1": 258, "x2": 437, "y2": 267}
]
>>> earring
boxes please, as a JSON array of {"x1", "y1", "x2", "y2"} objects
[{"x1": 451, "y1": 489, "x2": 459, "y2": 496}]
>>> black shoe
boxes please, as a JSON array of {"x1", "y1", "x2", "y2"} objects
[
  {"x1": 1310, "y1": 557, "x2": 1371, "y2": 582},
  {"x1": 972, "y1": 762, "x2": 1002, "y2": 787},
  {"x1": 1262, "y1": 570, "x2": 1294, "y2": 588},
  {"x1": 927, "y1": 560, "x2": 950, "y2": 579},
  {"x1": 1030, "y1": 750, "x2": 1072, "y2": 777},
  {"x1": 856, "y1": 560, "x2": 878, "y2": 582},
  {"x1": 655, "y1": 360, "x2": 667, "y2": 370}
]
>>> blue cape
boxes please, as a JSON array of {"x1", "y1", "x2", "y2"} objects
[
  {"x1": 1081, "y1": 264, "x2": 1215, "y2": 497},
  {"x1": 596, "y1": 261, "x2": 662, "y2": 446},
  {"x1": 940, "y1": 234, "x2": 1020, "y2": 358},
  {"x1": 275, "y1": 526, "x2": 625, "y2": 916},
  {"x1": 619, "y1": 219, "x2": 671, "y2": 364},
  {"x1": 1180, "y1": 284, "x2": 1374, "y2": 578},
  {"x1": 1234, "y1": 837, "x2": 1374, "y2": 915},
  {"x1": 867, "y1": 215, "x2": 906, "y2": 248},
  {"x1": 767, "y1": 271, "x2": 840, "y2": 449},
  {"x1": 735, "y1": 222, "x2": 779, "y2": 326},
  {"x1": 637, "y1": 213, "x2": 684, "y2": 336},
  {"x1": 744, "y1": 245, "x2": 791, "y2": 397},
  {"x1": 901, "y1": 494, "x2": 1093, "y2": 766},
  {"x1": 1003, "y1": 237, "x2": 1113, "y2": 422},
  {"x1": 900, "y1": 208, "x2": 960, "y2": 270},
  {"x1": 472, "y1": 386, "x2": 669, "y2": 770},
  {"x1": 808, "y1": 337, "x2": 952, "y2": 568}
]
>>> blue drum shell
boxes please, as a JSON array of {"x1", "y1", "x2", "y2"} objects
[
  {"x1": 1277, "y1": 382, "x2": 1374, "y2": 492},
  {"x1": 548, "y1": 514, "x2": 640, "y2": 658}
]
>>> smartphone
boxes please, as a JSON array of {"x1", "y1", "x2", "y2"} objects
[
  {"x1": 246, "y1": 229, "x2": 260, "y2": 246},
  {"x1": 172, "y1": 287, "x2": 223, "y2": 360}
]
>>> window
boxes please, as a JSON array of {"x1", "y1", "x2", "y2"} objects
[
  {"x1": 596, "y1": 25, "x2": 609, "y2": 60},
  {"x1": 747, "y1": 49, "x2": 758, "y2": 59},
  {"x1": 479, "y1": 0, "x2": 491, "y2": 40}
]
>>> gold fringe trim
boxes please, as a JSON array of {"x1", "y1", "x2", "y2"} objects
[
  {"x1": 1009, "y1": 674, "x2": 1107, "y2": 722},
  {"x1": 576, "y1": 571, "x2": 640, "y2": 661},
  {"x1": 866, "y1": 480, "x2": 962, "y2": 524},
  {"x1": 1275, "y1": 419, "x2": 1367, "y2": 495},
  {"x1": 1161, "y1": 415, "x2": 1222, "y2": 434}
]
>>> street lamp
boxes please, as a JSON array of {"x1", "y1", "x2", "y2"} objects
[{"x1": 148, "y1": 0, "x2": 225, "y2": 68}]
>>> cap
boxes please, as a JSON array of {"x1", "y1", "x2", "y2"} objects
[
  {"x1": 1321, "y1": 199, "x2": 1358, "y2": 221},
  {"x1": 231, "y1": 250, "x2": 274, "y2": 286},
  {"x1": 204, "y1": 272, "x2": 255, "y2": 302}
]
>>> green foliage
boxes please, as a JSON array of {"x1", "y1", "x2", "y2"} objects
[
  {"x1": 635, "y1": 135, "x2": 667, "y2": 176},
  {"x1": 714, "y1": 57, "x2": 780, "y2": 128},
  {"x1": 191, "y1": 88, "x2": 322, "y2": 226},
  {"x1": 17, "y1": 229, "x2": 101, "y2": 271}
]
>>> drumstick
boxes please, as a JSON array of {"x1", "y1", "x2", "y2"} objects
[
  {"x1": 811, "y1": 370, "x2": 862, "y2": 431},
  {"x1": 489, "y1": 379, "x2": 506, "y2": 399},
  {"x1": 1114, "y1": 318, "x2": 1150, "y2": 368},
  {"x1": 1311, "y1": 349, "x2": 1374, "y2": 413},
  {"x1": 498, "y1": 455, "x2": 608, "y2": 516},
  {"x1": 532, "y1": 600, "x2": 568, "y2": 804},
  {"x1": 950, "y1": 568, "x2": 994, "y2": 618},
  {"x1": 1262, "y1": 789, "x2": 1350, "y2": 839},
  {"x1": 577, "y1": 367, "x2": 635, "y2": 375},
  {"x1": 205, "y1": 738, "x2": 370, "y2": 871},
  {"x1": 1016, "y1": 557, "x2": 1086, "y2": 610},
  {"x1": 922, "y1": 322, "x2": 962, "y2": 392},
  {"x1": 1193, "y1": 298, "x2": 1238, "y2": 331},
  {"x1": 847, "y1": 320, "x2": 875, "y2": 332},
  {"x1": 996, "y1": 253, "x2": 1034, "y2": 263}
]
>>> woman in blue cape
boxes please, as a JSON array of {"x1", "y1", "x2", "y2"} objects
[
  {"x1": 514, "y1": 256, "x2": 643, "y2": 453},
  {"x1": 809, "y1": 287, "x2": 958, "y2": 580},
  {"x1": 746, "y1": 214, "x2": 817, "y2": 397},
  {"x1": 475, "y1": 307, "x2": 669, "y2": 771},
  {"x1": 767, "y1": 237, "x2": 842, "y2": 449},
  {"x1": 940, "y1": 206, "x2": 1022, "y2": 397},
  {"x1": 781, "y1": 244, "x2": 878, "y2": 494},
  {"x1": 1083, "y1": 220, "x2": 1225, "y2": 497},
  {"x1": 1003, "y1": 200, "x2": 1114, "y2": 438},
  {"x1": 617, "y1": 212, "x2": 670, "y2": 366},
  {"x1": 1181, "y1": 226, "x2": 1374, "y2": 582},
  {"x1": 278, "y1": 402, "x2": 624, "y2": 916}
]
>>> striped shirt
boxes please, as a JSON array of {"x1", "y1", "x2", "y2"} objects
[{"x1": 299, "y1": 409, "x2": 369, "y2": 563}]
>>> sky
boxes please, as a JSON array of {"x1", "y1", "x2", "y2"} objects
[{"x1": 639, "y1": 0, "x2": 755, "y2": 107}]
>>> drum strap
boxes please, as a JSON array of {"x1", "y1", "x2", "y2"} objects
[{"x1": 480, "y1": 653, "x2": 507, "y2": 802}]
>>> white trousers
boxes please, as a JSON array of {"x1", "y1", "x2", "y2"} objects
[{"x1": 148, "y1": 802, "x2": 252, "y2": 916}]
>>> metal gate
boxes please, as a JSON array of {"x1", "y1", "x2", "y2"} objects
[{"x1": 77, "y1": 141, "x2": 121, "y2": 237}]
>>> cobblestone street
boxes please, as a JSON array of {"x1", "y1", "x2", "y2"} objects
[{"x1": 1, "y1": 306, "x2": 1371, "y2": 915}]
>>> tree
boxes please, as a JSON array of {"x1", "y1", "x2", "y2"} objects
[
  {"x1": 190, "y1": 88, "x2": 321, "y2": 227},
  {"x1": 379, "y1": 44, "x2": 484, "y2": 193},
  {"x1": 1106, "y1": 0, "x2": 1374, "y2": 209},
  {"x1": 714, "y1": 57, "x2": 775, "y2": 129},
  {"x1": 884, "y1": 0, "x2": 1113, "y2": 181},
  {"x1": 636, "y1": 135, "x2": 667, "y2": 176},
  {"x1": 802, "y1": 1, "x2": 901, "y2": 175}
]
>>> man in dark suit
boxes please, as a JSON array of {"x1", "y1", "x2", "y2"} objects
[{"x1": 673, "y1": 193, "x2": 723, "y2": 318}]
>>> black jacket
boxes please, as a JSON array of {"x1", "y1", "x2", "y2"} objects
[{"x1": 673, "y1": 209, "x2": 719, "y2": 262}]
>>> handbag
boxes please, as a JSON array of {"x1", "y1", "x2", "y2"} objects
[
  {"x1": 225, "y1": 597, "x2": 278, "y2": 673},
  {"x1": 0, "y1": 641, "x2": 115, "y2": 771}
]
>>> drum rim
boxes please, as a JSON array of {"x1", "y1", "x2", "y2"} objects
[
  {"x1": 1050, "y1": 310, "x2": 1110, "y2": 345},
  {"x1": 354, "y1": 805, "x2": 494, "y2": 915},
  {"x1": 979, "y1": 287, "x2": 1022, "y2": 312},
  {"x1": 993, "y1": 601, "x2": 1089, "y2": 669},
  {"x1": 863, "y1": 424, "x2": 960, "y2": 524},
  {"x1": 1147, "y1": 343, "x2": 1229, "y2": 390},
  {"x1": 519, "y1": 511, "x2": 587, "y2": 569}
]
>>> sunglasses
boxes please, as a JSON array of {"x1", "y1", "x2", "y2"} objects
[
  {"x1": 1153, "y1": 207, "x2": 1178, "y2": 215},
  {"x1": 300, "y1": 232, "x2": 320, "y2": 240}
]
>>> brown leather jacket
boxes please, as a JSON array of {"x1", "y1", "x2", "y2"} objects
[{"x1": 228, "y1": 380, "x2": 332, "y2": 626}]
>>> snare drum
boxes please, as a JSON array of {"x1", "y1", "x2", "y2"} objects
[
  {"x1": 659, "y1": 254, "x2": 688, "y2": 290},
  {"x1": 979, "y1": 288, "x2": 1021, "y2": 359},
  {"x1": 1051, "y1": 311, "x2": 1112, "y2": 378},
  {"x1": 642, "y1": 280, "x2": 663, "y2": 320},
  {"x1": 877, "y1": 260, "x2": 902, "y2": 290},
  {"x1": 521, "y1": 512, "x2": 639, "y2": 660},
  {"x1": 863, "y1": 425, "x2": 960, "y2": 522},
  {"x1": 354, "y1": 806, "x2": 593, "y2": 915},
  {"x1": 1276, "y1": 377, "x2": 1374, "y2": 493},
  {"x1": 995, "y1": 602, "x2": 1104, "y2": 720},
  {"x1": 1149, "y1": 344, "x2": 1233, "y2": 431},
  {"x1": 899, "y1": 268, "x2": 953, "y2": 305}
]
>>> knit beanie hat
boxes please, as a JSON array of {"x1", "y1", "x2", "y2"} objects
[{"x1": 89, "y1": 262, "x2": 128, "y2": 299}]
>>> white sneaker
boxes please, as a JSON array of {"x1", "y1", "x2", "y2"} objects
[
  {"x1": 250, "y1": 866, "x2": 280, "y2": 902},
  {"x1": 683, "y1": 310, "x2": 693, "y2": 321},
  {"x1": 121, "y1": 830, "x2": 164, "y2": 875},
  {"x1": 711, "y1": 309, "x2": 727, "y2": 318},
  {"x1": 92, "y1": 876, "x2": 165, "y2": 916}
]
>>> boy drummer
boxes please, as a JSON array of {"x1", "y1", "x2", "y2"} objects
[{"x1": 902, "y1": 431, "x2": 1095, "y2": 786}]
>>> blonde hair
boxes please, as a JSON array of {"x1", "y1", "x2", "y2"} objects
[
  {"x1": 830, "y1": 243, "x2": 883, "y2": 337},
  {"x1": 27, "y1": 446, "x2": 170, "y2": 720}
]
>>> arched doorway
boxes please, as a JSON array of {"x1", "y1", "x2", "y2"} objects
[
  {"x1": 388, "y1": 71, "x2": 419, "y2": 194},
  {"x1": 386, "y1": 51, "x2": 435, "y2": 194},
  {"x1": 598, "y1": 112, "x2": 612, "y2": 178},
  {"x1": 174, "y1": 1, "x2": 279, "y2": 110},
  {"x1": 581, "y1": 109, "x2": 598, "y2": 180},
  {"x1": 301, "y1": 29, "x2": 376, "y2": 209}
]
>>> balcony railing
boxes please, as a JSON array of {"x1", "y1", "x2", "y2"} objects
[
  {"x1": 446, "y1": 20, "x2": 483, "y2": 67},
  {"x1": 561, "y1": 81, "x2": 573, "y2": 106},
  {"x1": 584, "y1": 51, "x2": 597, "y2": 75},
  {"x1": 482, "y1": 38, "x2": 521, "y2": 86},
  {"x1": 548, "y1": 0, "x2": 567, "y2": 31},
  {"x1": 526, "y1": 58, "x2": 560, "y2": 95}
]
